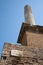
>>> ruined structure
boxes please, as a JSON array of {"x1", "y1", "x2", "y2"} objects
[{"x1": 0, "y1": 5, "x2": 43, "y2": 65}]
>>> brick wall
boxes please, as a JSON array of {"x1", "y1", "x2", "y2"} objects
[
  {"x1": 26, "y1": 31, "x2": 43, "y2": 48},
  {"x1": 21, "y1": 32, "x2": 27, "y2": 45}
]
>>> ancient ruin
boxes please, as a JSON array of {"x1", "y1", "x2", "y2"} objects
[{"x1": 0, "y1": 5, "x2": 43, "y2": 65}]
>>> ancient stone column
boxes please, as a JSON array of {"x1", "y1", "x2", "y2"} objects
[{"x1": 24, "y1": 5, "x2": 35, "y2": 26}]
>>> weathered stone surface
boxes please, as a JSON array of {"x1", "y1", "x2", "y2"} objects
[{"x1": 0, "y1": 43, "x2": 43, "y2": 65}]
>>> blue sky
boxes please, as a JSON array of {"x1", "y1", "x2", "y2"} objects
[{"x1": 0, "y1": 0, "x2": 43, "y2": 55}]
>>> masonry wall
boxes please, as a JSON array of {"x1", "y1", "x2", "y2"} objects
[
  {"x1": 21, "y1": 32, "x2": 27, "y2": 45},
  {"x1": 0, "y1": 43, "x2": 43, "y2": 65},
  {"x1": 20, "y1": 31, "x2": 43, "y2": 48},
  {"x1": 26, "y1": 31, "x2": 43, "y2": 48}
]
